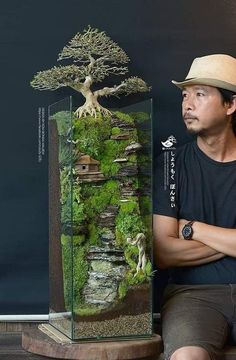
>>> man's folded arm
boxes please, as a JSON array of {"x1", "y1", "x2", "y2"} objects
[
  {"x1": 186, "y1": 221, "x2": 236, "y2": 258},
  {"x1": 153, "y1": 214, "x2": 226, "y2": 269}
]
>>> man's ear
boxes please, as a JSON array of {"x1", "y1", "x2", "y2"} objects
[{"x1": 226, "y1": 95, "x2": 236, "y2": 115}]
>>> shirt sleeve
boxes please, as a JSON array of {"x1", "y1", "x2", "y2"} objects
[{"x1": 153, "y1": 153, "x2": 178, "y2": 218}]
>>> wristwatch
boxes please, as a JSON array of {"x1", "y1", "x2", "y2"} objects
[{"x1": 182, "y1": 220, "x2": 195, "y2": 240}]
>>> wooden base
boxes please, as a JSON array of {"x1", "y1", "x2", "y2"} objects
[{"x1": 22, "y1": 326, "x2": 162, "y2": 360}]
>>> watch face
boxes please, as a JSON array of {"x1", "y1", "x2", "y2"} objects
[{"x1": 182, "y1": 225, "x2": 193, "y2": 239}]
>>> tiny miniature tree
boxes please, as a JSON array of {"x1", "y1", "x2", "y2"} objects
[{"x1": 31, "y1": 26, "x2": 150, "y2": 118}]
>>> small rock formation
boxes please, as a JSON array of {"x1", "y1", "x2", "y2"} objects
[
  {"x1": 100, "y1": 229, "x2": 116, "y2": 247},
  {"x1": 120, "y1": 180, "x2": 139, "y2": 197},
  {"x1": 110, "y1": 133, "x2": 130, "y2": 140},
  {"x1": 98, "y1": 205, "x2": 119, "y2": 228},
  {"x1": 113, "y1": 158, "x2": 128, "y2": 163},
  {"x1": 125, "y1": 142, "x2": 142, "y2": 155},
  {"x1": 111, "y1": 116, "x2": 135, "y2": 130},
  {"x1": 116, "y1": 165, "x2": 138, "y2": 177},
  {"x1": 83, "y1": 247, "x2": 128, "y2": 308}
]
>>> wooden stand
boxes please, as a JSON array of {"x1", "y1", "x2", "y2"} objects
[{"x1": 22, "y1": 325, "x2": 162, "y2": 360}]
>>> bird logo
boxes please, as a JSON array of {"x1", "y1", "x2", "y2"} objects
[{"x1": 161, "y1": 135, "x2": 177, "y2": 148}]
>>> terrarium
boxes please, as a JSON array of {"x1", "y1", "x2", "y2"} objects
[
  {"x1": 31, "y1": 26, "x2": 153, "y2": 341},
  {"x1": 48, "y1": 97, "x2": 153, "y2": 340}
]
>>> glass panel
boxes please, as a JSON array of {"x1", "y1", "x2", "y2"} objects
[
  {"x1": 70, "y1": 98, "x2": 153, "y2": 340},
  {"x1": 48, "y1": 96, "x2": 73, "y2": 338},
  {"x1": 49, "y1": 97, "x2": 153, "y2": 341}
]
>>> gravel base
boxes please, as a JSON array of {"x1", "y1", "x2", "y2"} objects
[
  {"x1": 50, "y1": 312, "x2": 152, "y2": 340},
  {"x1": 74, "y1": 312, "x2": 152, "y2": 339}
]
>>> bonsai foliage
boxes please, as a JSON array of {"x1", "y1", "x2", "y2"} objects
[{"x1": 31, "y1": 26, "x2": 150, "y2": 118}]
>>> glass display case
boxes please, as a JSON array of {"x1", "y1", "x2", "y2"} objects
[{"x1": 48, "y1": 97, "x2": 153, "y2": 341}]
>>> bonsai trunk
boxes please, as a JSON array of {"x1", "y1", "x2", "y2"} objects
[{"x1": 75, "y1": 89, "x2": 112, "y2": 118}]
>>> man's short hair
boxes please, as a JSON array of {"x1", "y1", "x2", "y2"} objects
[{"x1": 217, "y1": 87, "x2": 236, "y2": 135}]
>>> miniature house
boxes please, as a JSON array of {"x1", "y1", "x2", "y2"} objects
[
  {"x1": 75, "y1": 154, "x2": 105, "y2": 182},
  {"x1": 75, "y1": 154, "x2": 99, "y2": 174}
]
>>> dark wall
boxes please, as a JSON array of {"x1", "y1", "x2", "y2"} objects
[{"x1": 1, "y1": 0, "x2": 236, "y2": 314}]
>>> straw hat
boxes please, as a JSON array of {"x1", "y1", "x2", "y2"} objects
[{"x1": 172, "y1": 54, "x2": 236, "y2": 93}]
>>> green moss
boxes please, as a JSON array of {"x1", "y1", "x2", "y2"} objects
[
  {"x1": 72, "y1": 246, "x2": 89, "y2": 306},
  {"x1": 73, "y1": 201, "x2": 86, "y2": 223},
  {"x1": 100, "y1": 139, "x2": 129, "y2": 177},
  {"x1": 61, "y1": 234, "x2": 86, "y2": 246},
  {"x1": 104, "y1": 180, "x2": 120, "y2": 204},
  {"x1": 61, "y1": 179, "x2": 88, "y2": 226},
  {"x1": 74, "y1": 305, "x2": 102, "y2": 316},
  {"x1": 115, "y1": 195, "x2": 146, "y2": 245},
  {"x1": 118, "y1": 280, "x2": 129, "y2": 300},
  {"x1": 76, "y1": 180, "x2": 119, "y2": 227},
  {"x1": 116, "y1": 213, "x2": 145, "y2": 241},
  {"x1": 58, "y1": 138, "x2": 73, "y2": 168},
  {"x1": 61, "y1": 234, "x2": 71, "y2": 246},
  {"x1": 61, "y1": 192, "x2": 87, "y2": 225},
  {"x1": 137, "y1": 154, "x2": 150, "y2": 165},
  {"x1": 88, "y1": 223, "x2": 99, "y2": 245},
  {"x1": 111, "y1": 127, "x2": 121, "y2": 135},
  {"x1": 124, "y1": 245, "x2": 139, "y2": 271},
  {"x1": 139, "y1": 196, "x2": 151, "y2": 215},
  {"x1": 129, "y1": 111, "x2": 150, "y2": 123},
  {"x1": 145, "y1": 260, "x2": 152, "y2": 277},
  {"x1": 128, "y1": 153, "x2": 137, "y2": 163},
  {"x1": 73, "y1": 234, "x2": 86, "y2": 246},
  {"x1": 127, "y1": 270, "x2": 146, "y2": 285},
  {"x1": 101, "y1": 162, "x2": 121, "y2": 177},
  {"x1": 61, "y1": 237, "x2": 72, "y2": 309},
  {"x1": 113, "y1": 111, "x2": 134, "y2": 124},
  {"x1": 120, "y1": 200, "x2": 139, "y2": 214},
  {"x1": 72, "y1": 115, "x2": 111, "y2": 158},
  {"x1": 50, "y1": 111, "x2": 72, "y2": 136},
  {"x1": 60, "y1": 168, "x2": 71, "y2": 205},
  {"x1": 104, "y1": 139, "x2": 128, "y2": 158},
  {"x1": 83, "y1": 184, "x2": 114, "y2": 220},
  {"x1": 115, "y1": 229, "x2": 123, "y2": 247}
]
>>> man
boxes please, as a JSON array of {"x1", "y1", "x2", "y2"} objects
[{"x1": 153, "y1": 54, "x2": 236, "y2": 360}]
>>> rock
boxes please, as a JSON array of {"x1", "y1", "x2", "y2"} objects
[
  {"x1": 87, "y1": 253, "x2": 125, "y2": 262},
  {"x1": 87, "y1": 247, "x2": 126, "y2": 262},
  {"x1": 120, "y1": 180, "x2": 139, "y2": 197},
  {"x1": 121, "y1": 187, "x2": 139, "y2": 197},
  {"x1": 98, "y1": 218, "x2": 116, "y2": 228},
  {"x1": 88, "y1": 247, "x2": 124, "y2": 254},
  {"x1": 100, "y1": 229, "x2": 116, "y2": 246},
  {"x1": 76, "y1": 172, "x2": 106, "y2": 183},
  {"x1": 116, "y1": 165, "x2": 138, "y2": 177},
  {"x1": 83, "y1": 246, "x2": 129, "y2": 308},
  {"x1": 110, "y1": 134, "x2": 130, "y2": 140},
  {"x1": 111, "y1": 117, "x2": 135, "y2": 130},
  {"x1": 90, "y1": 262, "x2": 127, "y2": 278},
  {"x1": 125, "y1": 142, "x2": 142, "y2": 155},
  {"x1": 83, "y1": 275, "x2": 118, "y2": 306},
  {"x1": 113, "y1": 158, "x2": 128, "y2": 163},
  {"x1": 98, "y1": 205, "x2": 119, "y2": 228}
]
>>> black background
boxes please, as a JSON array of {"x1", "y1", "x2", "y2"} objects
[{"x1": 0, "y1": 0, "x2": 236, "y2": 314}]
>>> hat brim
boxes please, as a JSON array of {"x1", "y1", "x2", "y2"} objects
[{"x1": 172, "y1": 78, "x2": 236, "y2": 93}]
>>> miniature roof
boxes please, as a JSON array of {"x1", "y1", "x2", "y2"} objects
[{"x1": 76, "y1": 155, "x2": 100, "y2": 165}]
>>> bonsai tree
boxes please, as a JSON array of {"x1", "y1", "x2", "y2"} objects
[{"x1": 31, "y1": 26, "x2": 150, "y2": 118}]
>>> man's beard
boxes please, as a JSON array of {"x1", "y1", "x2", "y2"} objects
[
  {"x1": 186, "y1": 127, "x2": 205, "y2": 136},
  {"x1": 183, "y1": 117, "x2": 203, "y2": 136}
]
